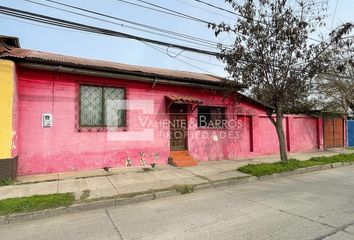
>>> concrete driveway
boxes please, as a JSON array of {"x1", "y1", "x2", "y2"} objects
[{"x1": 1, "y1": 165, "x2": 354, "y2": 240}]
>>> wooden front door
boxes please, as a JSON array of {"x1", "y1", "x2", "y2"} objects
[
  {"x1": 323, "y1": 117, "x2": 344, "y2": 148},
  {"x1": 170, "y1": 104, "x2": 188, "y2": 150}
]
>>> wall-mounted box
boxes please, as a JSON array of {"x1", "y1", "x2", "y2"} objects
[{"x1": 42, "y1": 113, "x2": 53, "y2": 127}]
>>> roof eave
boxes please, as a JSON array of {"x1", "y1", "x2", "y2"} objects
[{"x1": 15, "y1": 60, "x2": 242, "y2": 91}]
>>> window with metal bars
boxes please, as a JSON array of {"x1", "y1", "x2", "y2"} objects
[
  {"x1": 79, "y1": 85, "x2": 126, "y2": 128},
  {"x1": 198, "y1": 106, "x2": 226, "y2": 128}
]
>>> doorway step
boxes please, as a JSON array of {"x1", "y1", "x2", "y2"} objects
[{"x1": 169, "y1": 151, "x2": 198, "y2": 167}]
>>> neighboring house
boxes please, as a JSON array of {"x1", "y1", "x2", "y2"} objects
[{"x1": 0, "y1": 36, "x2": 327, "y2": 178}]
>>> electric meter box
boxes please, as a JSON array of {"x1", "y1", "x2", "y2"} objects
[{"x1": 42, "y1": 113, "x2": 53, "y2": 127}]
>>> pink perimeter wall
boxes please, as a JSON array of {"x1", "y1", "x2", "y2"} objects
[{"x1": 17, "y1": 67, "x2": 322, "y2": 175}]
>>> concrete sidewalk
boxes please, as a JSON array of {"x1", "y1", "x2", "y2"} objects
[{"x1": 0, "y1": 149, "x2": 352, "y2": 201}]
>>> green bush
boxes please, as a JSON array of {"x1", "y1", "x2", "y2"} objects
[{"x1": 0, "y1": 178, "x2": 13, "y2": 186}]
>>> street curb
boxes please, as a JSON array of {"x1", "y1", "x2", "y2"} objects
[
  {"x1": 154, "y1": 190, "x2": 181, "y2": 199},
  {"x1": 0, "y1": 161, "x2": 352, "y2": 225},
  {"x1": 331, "y1": 162, "x2": 343, "y2": 168},
  {"x1": 0, "y1": 193, "x2": 159, "y2": 225}
]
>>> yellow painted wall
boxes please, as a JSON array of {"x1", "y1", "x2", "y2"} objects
[{"x1": 0, "y1": 60, "x2": 15, "y2": 159}]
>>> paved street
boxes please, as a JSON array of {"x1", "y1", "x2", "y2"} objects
[{"x1": 2, "y1": 165, "x2": 354, "y2": 240}]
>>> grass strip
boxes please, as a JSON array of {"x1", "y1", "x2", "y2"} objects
[
  {"x1": 238, "y1": 153, "x2": 354, "y2": 177},
  {"x1": 0, "y1": 193, "x2": 75, "y2": 216}
]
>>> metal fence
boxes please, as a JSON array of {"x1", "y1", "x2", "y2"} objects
[{"x1": 347, "y1": 120, "x2": 354, "y2": 147}]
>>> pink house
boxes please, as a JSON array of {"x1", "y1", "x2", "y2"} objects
[{"x1": 0, "y1": 36, "x2": 325, "y2": 178}]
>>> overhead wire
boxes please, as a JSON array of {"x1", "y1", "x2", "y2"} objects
[
  {"x1": 188, "y1": 0, "x2": 324, "y2": 43},
  {"x1": 113, "y1": 0, "x2": 246, "y2": 37},
  {"x1": 331, "y1": 0, "x2": 339, "y2": 29},
  {"x1": 115, "y1": 0, "x2": 324, "y2": 43},
  {"x1": 44, "y1": 0, "x2": 229, "y2": 47},
  {"x1": 1, "y1": 3, "x2": 349, "y2": 73},
  {"x1": 24, "y1": 0, "x2": 226, "y2": 50},
  {"x1": 114, "y1": 0, "x2": 209, "y2": 24},
  {"x1": 144, "y1": 42, "x2": 219, "y2": 75},
  {"x1": 0, "y1": 5, "x2": 222, "y2": 56},
  {"x1": 1, "y1": 14, "x2": 225, "y2": 74},
  {"x1": 130, "y1": 0, "x2": 213, "y2": 24},
  {"x1": 190, "y1": 0, "x2": 238, "y2": 16},
  {"x1": 173, "y1": 0, "x2": 235, "y2": 21}
]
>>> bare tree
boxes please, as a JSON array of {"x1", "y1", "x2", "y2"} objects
[
  {"x1": 316, "y1": 35, "x2": 354, "y2": 117},
  {"x1": 211, "y1": 0, "x2": 353, "y2": 162}
]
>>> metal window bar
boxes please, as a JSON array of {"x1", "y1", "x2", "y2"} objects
[{"x1": 80, "y1": 85, "x2": 126, "y2": 127}]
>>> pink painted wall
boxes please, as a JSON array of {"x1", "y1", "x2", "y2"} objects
[
  {"x1": 17, "y1": 67, "x2": 322, "y2": 175},
  {"x1": 288, "y1": 116, "x2": 319, "y2": 152}
]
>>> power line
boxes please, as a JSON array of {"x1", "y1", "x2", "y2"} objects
[
  {"x1": 144, "y1": 42, "x2": 218, "y2": 75},
  {"x1": 118, "y1": 0, "x2": 323, "y2": 43},
  {"x1": 191, "y1": 0, "x2": 236, "y2": 16},
  {"x1": 0, "y1": 5, "x2": 221, "y2": 57},
  {"x1": 134, "y1": 0, "x2": 256, "y2": 25},
  {"x1": 331, "y1": 0, "x2": 339, "y2": 29},
  {"x1": 25, "y1": 0, "x2": 226, "y2": 50},
  {"x1": 150, "y1": 43, "x2": 225, "y2": 68},
  {"x1": 173, "y1": 0, "x2": 235, "y2": 21},
  {"x1": 177, "y1": 53, "x2": 225, "y2": 67},
  {"x1": 2, "y1": 5, "x2": 346, "y2": 73},
  {"x1": 113, "y1": 0, "x2": 243, "y2": 35},
  {"x1": 25, "y1": 0, "x2": 215, "y2": 49},
  {"x1": 190, "y1": 0, "x2": 323, "y2": 43},
  {"x1": 191, "y1": 0, "x2": 266, "y2": 25},
  {"x1": 133, "y1": 0, "x2": 212, "y2": 24},
  {"x1": 114, "y1": 0, "x2": 208, "y2": 24},
  {"x1": 0, "y1": 15, "x2": 88, "y2": 35},
  {"x1": 29, "y1": 0, "x2": 327, "y2": 47},
  {"x1": 45, "y1": 0, "x2": 228, "y2": 47},
  {"x1": 343, "y1": 35, "x2": 354, "y2": 39},
  {"x1": 2, "y1": 14, "x2": 225, "y2": 74}
]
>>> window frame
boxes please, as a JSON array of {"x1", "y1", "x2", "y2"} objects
[
  {"x1": 197, "y1": 106, "x2": 227, "y2": 129},
  {"x1": 78, "y1": 84, "x2": 126, "y2": 130}
]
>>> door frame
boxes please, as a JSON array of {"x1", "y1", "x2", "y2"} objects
[{"x1": 169, "y1": 104, "x2": 188, "y2": 151}]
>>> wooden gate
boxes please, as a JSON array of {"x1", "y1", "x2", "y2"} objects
[{"x1": 323, "y1": 117, "x2": 344, "y2": 148}]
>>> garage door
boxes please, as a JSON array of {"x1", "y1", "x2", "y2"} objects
[{"x1": 323, "y1": 117, "x2": 344, "y2": 148}]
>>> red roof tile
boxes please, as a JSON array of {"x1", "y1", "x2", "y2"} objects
[
  {"x1": 165, "y1": 95, "x2": 202, "y2": 104},
  {"x1": 0, "y1": 47, "x2": 227, "y2": 84}
]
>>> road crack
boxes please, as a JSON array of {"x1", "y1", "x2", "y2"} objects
[
  {"x1": 246, "y1": 199, "x2": 336, "y2": 228},
  {"x1": 313, "y1": 220, "x2": 354, "y2": 240},
  {"x1": 105, "y1": 209, "x2": 125, "y2": 240},
  {"x1": 246, "y1": 198, "x2": 354, "y2": 239},
  {"x1": 106, "y1": 176, "x2": 120, "y2": 195}
]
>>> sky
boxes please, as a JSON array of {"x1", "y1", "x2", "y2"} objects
[{"x1": 1, "y1": 0, "x2": 353, "y2": 77}]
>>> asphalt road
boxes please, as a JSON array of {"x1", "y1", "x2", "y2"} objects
[{"x1": 2, "y1": 166, "x2": 354, "y2": 240}]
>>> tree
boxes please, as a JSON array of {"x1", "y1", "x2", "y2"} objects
[
  {"x1": 211, "y1": 0, "x2": 353, "y2": 161},
  {"x1": 316, "y1": 35, "x2": 354, "y2": 117}
]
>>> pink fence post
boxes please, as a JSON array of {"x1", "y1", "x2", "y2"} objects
[{"x1": 317, "y1": 117, "x2": 324, "y2": 150}]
